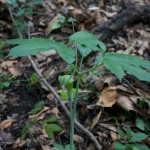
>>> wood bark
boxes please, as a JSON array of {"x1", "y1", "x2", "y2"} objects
[{"x1": 92, "y1": 3, "x2": 150, "y2": 41}]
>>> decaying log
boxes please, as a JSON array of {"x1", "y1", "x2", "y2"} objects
[{"x1": 92, "y1": 3, "x2": 150, "y2": 41}]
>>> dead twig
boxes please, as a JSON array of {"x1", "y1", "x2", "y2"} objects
[{"x1": 8, "y1": 5, "x2": 102, "y2": 150}]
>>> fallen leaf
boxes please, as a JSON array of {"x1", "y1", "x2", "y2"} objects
[
  {"x1": 90, "y1": 110, "x2": 102, "y2": 130},
  {"x1": 13, "y1": 138, "x2": 26, "y2": 149},
  {"x1": 50, "y1": 107, "x2": 59, "y2": 115},
  {"x1": 8, "y1": 67, "x2": 22, "y2": 76},
  {"x1": 36, "y1": 50, "x2": 56, "y2": 61},
  {"x1": 117, "y1": 95, "x2": 138, "y2": 112},
  {"x1": 73, "y1": 134, "x2": 83, "y2": 143},
  {"x1": 0, "y1": 119, "x2": 16, "y2": 129},
  {"x1": 46, "y1": 14, "x2": 61, "y2": 34},
  {"x1": 97, "y1": 86, "x2": 117, "y2": 107},
  {"x1": 29, "y1": 107, "x2": 50, "y2": 119},
  {"x1": 47, "y1": 93, "x2": 54, "y2": 101},
  {"x1": 0, "y1": 0, "x2": 7, "y2": 4},
  {"x1": 100, "y1": 123, "x2": 118, "y2": 141},
  {"x1": 0, "y1": 60, "x2": 17, "y2": 69}
]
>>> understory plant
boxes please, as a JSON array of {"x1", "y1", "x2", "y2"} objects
[
  {"x1": 115, "y1": 118, "x2": 150, "y2": 150},
  {"x1": 7, "y1": 31, "x2": 150, "y2": 149},
  {"x1": 21, "y1": 101, "x2": 62, "y2": 140}
]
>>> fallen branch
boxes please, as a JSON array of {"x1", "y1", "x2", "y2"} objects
[
  {"x1": 8, "y1": 5, "x2": 102, "y2": 150},
  {"x1": 92, "y1": 4, "x2": 150, "y2": 41}
]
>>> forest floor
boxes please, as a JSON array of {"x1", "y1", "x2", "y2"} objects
[{"x1": 0, "y1": 0, "x2": 150, "y2": 150}]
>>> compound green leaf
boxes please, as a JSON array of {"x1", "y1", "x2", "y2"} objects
[
  {"x1": 42, "y1": 116, "x2": 58, "y2": 124},
  {"x1": 135, "y1": 118, "x2": 149, "y2": 131},
  {"x1": 77, "y1": 44, "x2": 92, "y2": 57},
  {"x1": 53, "y1": 142, "x2": 65, "y2": 150},
  {"x1": 69, "y1": 31, "x2": 106, "y2": 52},
  {"x1": 58, "y1": 75, "x2": 74, "y2": 85},
  {"x1": 122, "y1": 64, "x2": 150, "y2": 82},
  {"x1": 104, "y1": 57, "x2": 125, "y2": 81},
  {"x1": 7, "y1": 38, "x2": 75, "y2": 64},
  {"x1": 7, "y1": 38, "x2": 53, "y2": 45},
  {"x1": 45, "y1": 125, "x2": 54, "y2": 139},
  {"x1": 130, "y1": 144, "x2": 150, "y2": 150},
  {"x1": 105, "y1": 52, "x2": 150, "y2": 70},
  {"x1": 114, "y1": 142, "x2": 126, "y2": 150},
  {"x1": 104, "y1": 52, "x2": 150, "y2": 82},
  {"x1": 54, "y1": 42, "x2": 75, "y2": 64},
  {"x1": 48, "y1": 124, "x2": 62, "y2": 132},
  {"x1": 130, "y1": 133, "x2": 149, "y2": 142}
]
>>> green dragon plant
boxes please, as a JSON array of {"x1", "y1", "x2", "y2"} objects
[{"x1": 7, "y1": 31, "x2": 150, "y2": 149}]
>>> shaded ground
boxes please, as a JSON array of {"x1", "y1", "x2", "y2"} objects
[{"x1": 0, "y1": 0, "x2": 150, "y2": 150}]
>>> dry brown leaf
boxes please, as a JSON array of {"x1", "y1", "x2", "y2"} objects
[
  {"x1": 97, "y1": 86, "x2": 117, "y2": 107},
  {"x1": 98, "y1": 123, "x2": 118, "y2": 140},
  {"x1": 50, "y1": 107, "x2": 59, "y2": 115},
  {"x1": 0, "y1": 60, "x2": 17, "y2": 69},
  {"x1": 90, "y1": 110, "x2": 102, "y2": 130},
  {"x1": 0, "y1": 119, "x2": 16, "y2": 129},
  {"x1": 36, "y1": 50, "x2": 56, "y2": 61},
  {"x1": 117, "y1": 95, "x2": 138, "y2": 112},
  {"x1": 47, "y1": 93, "x2": 54, "y2": 101},
  {"x1": 0, "y1": 0, "x2": 7, "y2": 4},
  {"x1": 29, "y1": 106, "x2": 50, "y2": 119},
  {"x1": 46, "y1": 14, "x2": 61, "y2": 34},
  {"x1": 8, "y1": 67, "x2": 22, "y2": 76},
  {"x1": 73, "y1": 134, "x2": 84, "y2": 143},
  {"x1": 13, "y1": 138, "x2": 26, "y2": 149}
]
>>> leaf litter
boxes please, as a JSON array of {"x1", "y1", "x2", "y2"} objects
[{"x1": 0, "y1": 0, "x2": 150, "y2": 149}]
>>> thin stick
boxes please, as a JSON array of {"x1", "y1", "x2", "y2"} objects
[{"x1": 8, "y1": 5, "x2": 102, "y2": 150}]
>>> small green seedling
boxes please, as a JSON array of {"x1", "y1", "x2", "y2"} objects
[
  {"x1": 27, "y1": 72, "x2": 39, "y2": 89},
  {"x1": 22, "y1": 101, "x2": 62, "y2": 140},
  {"x1": 51, "y1": 16, "x2": 76, "y2": 31},
  {"x1": 0, "y1": 73, "x2": 15, "y2": 91},
  {"x1": 115, "y1": 118, "x2": 150, "y2": 150},
  {"x1": 7, "y1": 31, "x2": 150, "y2": 150}
]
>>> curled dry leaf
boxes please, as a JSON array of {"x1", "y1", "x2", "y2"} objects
[
  {"x1": 0, "y1": 119, "x2": 16, "y2": 129},
  {"x1": 97, "y1": 86, "x2": 117, "y2": 107}
]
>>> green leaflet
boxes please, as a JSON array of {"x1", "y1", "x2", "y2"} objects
[
  {"x1": 7, "y1": 38, "x2": 53, "y2": 45},
  {"x1": 104, "y1": 52, "x2": 150, "y2": 81},
  {"x1": 130, "y1": 133, "x2": 149, "y2": 142},
  {"x1": 122, "y1": 64, "x2": 150, "y2": 82},
  {"x1": 7, "y1": 38, "x2": 75, "y2": 64},
  {"x1": 77, "y1": 44, "x2": 92, "y2": 57},
  {"x1": 69, "y1": 31, "x2": 106, "y2": 52},
  {"x1": 104, "y1": 57, "x2": 125, "y2": 81},
  {"x1": 45, "y1": 124, "x2": 62, "y2": 139},
  {"x1": 105, "y1": 52, "x2": 150, "y2": 70}
]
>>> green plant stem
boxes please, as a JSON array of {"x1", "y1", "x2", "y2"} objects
[
  {"x1": 70, "y1": 74, "x2": 81, "y2": 150},
  {"x1": 67, "y1": 84, "x2": 74, "y2": 150}
]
